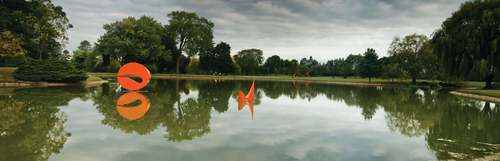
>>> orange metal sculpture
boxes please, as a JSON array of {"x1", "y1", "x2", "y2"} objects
[
  {"x1": 117, "y1": 62, "x2": 151, "y2": 91},
  {"x1": 238, "y1": 81, "x2": 255, "y2": 119}
]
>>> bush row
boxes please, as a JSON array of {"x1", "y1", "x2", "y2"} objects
[{"x1": 14, "y1": 59, "x2": 88, "y2": 83}]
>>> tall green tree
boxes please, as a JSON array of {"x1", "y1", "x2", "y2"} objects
[
  {"x1": 382, "y1": 63, "x2": 406, "y2": 82},
  {"x1": 359, "y1": 48, "x2": 381, "y2": 82},
  {"x1": 165, "y1": 11, "x2": 214, "y2": 74},
  {"x1": 299, "y1": 56, "x2": 320, "y2": 76},
  {"x1": 432, "y1": 0, "x2": 500, "y2": 88},
  {"x1": 283, "y1": 59, "x2": 299, "y2": 76},
  {"x1": 200, "y1": 42, "x2": 237, "y2": 74},
  {"x1": 234, "y1": 49, "x2": 264, "y2": 75},
  {"x1": 330, "y1": 58, "x2": 351, "y2": 78},
  {"x1": 388, "y1": 34, "x2": 430, "y2": 84},
  {"x1": 72, "y1": 40, "x2": 98, "y2": 71},
  {"x1": 263, "y1": 55, "x2": 284, "y2": 74},
  {"x1": 0, "y1": 0, "x2": 71, "y2": 59},
  {"x1": 345, "y1": 54, "x2": 363, "y2": 76},
  {"x1": 96, "y1": 16, "x2": 170, "y2": 73}
]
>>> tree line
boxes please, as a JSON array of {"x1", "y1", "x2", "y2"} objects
[{"x1": 0, "y1": 0, "x2": 499, "y2": 88}]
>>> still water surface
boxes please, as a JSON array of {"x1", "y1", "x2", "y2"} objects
[{"x1": 1, "y1": 80, "x2": 499, "y2": 161}]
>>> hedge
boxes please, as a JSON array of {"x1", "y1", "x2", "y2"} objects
[{"x1": 14, "y1": 59, "x2": 88, "y2": 83}]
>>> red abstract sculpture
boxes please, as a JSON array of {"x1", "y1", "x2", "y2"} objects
[{"x1": 238, "y1": 81, "x2": 255, "y2": 119}]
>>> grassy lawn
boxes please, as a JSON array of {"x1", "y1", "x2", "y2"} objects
[{"x1": 91, "y1": 72, "x2": 414, "y2": 84}]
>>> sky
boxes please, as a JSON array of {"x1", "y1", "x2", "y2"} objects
[{"x1": 53, "y1": 0, "x2": 467, "y2": 62}]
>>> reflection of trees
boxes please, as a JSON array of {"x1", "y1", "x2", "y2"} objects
[
  {"x1": 197, "y1": 80, "x2": 238, "y2": 112},
  {"x1": 426, "y1": 102, "x2": 500, "y2": 160},
  {"x1": 89, "y1": 80, "x2": 500, "y2": 159},
  {"x1": 163, "y1": 98, "x2": 211, "y2": 141},
  {"x1": 381, "y1": 89, "x2": 442, "y2": 137},
  {"x1": 92, "y1": 82, "x2": 173, "y2": 135},
  {"x1": 0, "y1": 88, "x2": 82, "y2": 161},
  {"x1": 91, "y1": 80, "x2": 219, "y2": 141},
  {"x1": 257, "y1": 82, "x2": 500, "y2": 160}
]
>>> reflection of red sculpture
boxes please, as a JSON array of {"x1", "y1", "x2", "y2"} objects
[
  {"x1": 238, "y1": 81, "x2": 255, "y2": 119},
  {"x1": 116, "y1": 92, "x2": 150, "y2": 121},
  {"x1": 117, "y1": 62, "x2": 151, "y2": 91}
]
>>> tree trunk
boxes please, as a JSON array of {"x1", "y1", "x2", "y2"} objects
[
  {"x1": 176, "y1": 54, "x2": 180, "y2": 74},
  {"x1": 484, "y1": 74, "x2": 493, "y2": 89},
  {"x1": 176, "y1": 79, "x2": 183, "y2": 117},
  {"x1": 103, "y1": 54, "x2": 110, "y2": 66},
  {"x1": 411, "y1": 77, "x2": 416, "y2": 84}
]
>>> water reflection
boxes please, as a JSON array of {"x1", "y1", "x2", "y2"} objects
[
  {"x1": 0, "y1": 80, "x2": 499, "y2": 160},
  {"x1": 116, "y1": 92, "x2": 150, "y2": 121},
  {"x1": 0, "y1": 88, "x2": 84, "y2": 161},
  {"x1": 238, "y1": 81, "x2": 256, "y2": 119}
]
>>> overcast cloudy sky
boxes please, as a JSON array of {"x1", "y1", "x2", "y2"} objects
[{"x1": 53, "y1": 0, "x2": 467, "y2": 61}]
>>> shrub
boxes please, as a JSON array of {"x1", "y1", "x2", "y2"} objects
[
  {"x1": 14, "y1": 59, "x2": 88, "y2": 83},
  {"x1": 0, "y1": 55, "x2": 26, "y2": 67}
]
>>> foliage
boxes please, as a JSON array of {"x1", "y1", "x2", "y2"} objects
[
  {"x1": 345, "y1": 54, "x2": 363, "y2": 76},
  {"x1": 382, "y1": 63, "x2": 406, "y2": 81},
  {"x1": 199, "y1": 42, "x2": 238, "y2": 74},
  {"x1": 263, "y1": 55, "x2": 283, "y2": 74},
  {"x1": 14, "y1": 59, "x2": 87, "y2": 82},
  {"x1": 389, "y1": 34, "x2": 430, "y2": 84},
  {"x1": 0, "y1": 31, "x2": 25, "y2": 57},
  {"x1": 299, "y1": 56, "x2": 321, "y2": 76},
  {"x1": 0, "y1": 31, "x2": 26, "y2": 67},
  {"x1": 262, "y1": 55, "x2": 299, "y2": 75},
  {"x1": 187, "y1": 58, "x2": 201, "y2": 74},
  {"x1": 432, "y1": 0, "x2": 500, "y2": 88},
  {"x1": 71, "y1": 40, "x2": 98, "y2": 71},
  {"x1": 96, "y1": 16, "x2": 170, "y2": 72},
  {"x1": 0, "y1": 89, "x2": 75, "y2": 161},
  {"x1": 234, "y1": 49, "x2": 264, "y2": 75},
  {"x1": 166, "y1": 11, "x2": 214, "y2": 73},
  {"x1": 359, "y1": 48, "x2": 381, "y2": 81},
  {"x1": 0, "y1": 0, "x2": 71, "y2": 59},
  {"x1": 327, "y1": 54, "x2": 363, "y2": 78}
]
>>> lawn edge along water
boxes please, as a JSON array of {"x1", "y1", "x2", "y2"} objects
[{"x1": 89, "y1": 72, "x2": 500, "y2": 102}]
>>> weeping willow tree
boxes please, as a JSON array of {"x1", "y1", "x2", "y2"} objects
[{"x1": 432, "y1": 0, "x2": 500, "y2": 89}]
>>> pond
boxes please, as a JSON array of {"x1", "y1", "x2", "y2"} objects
[{"x1": 1, "y1": 79, "x2": 499, "y2": 161}]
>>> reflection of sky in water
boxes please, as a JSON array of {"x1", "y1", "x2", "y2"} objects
[{"x1": 51, "y1": 89, "x2": 434, "y2": 161}]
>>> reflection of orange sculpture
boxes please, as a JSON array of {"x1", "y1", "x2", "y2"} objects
[
  {"x1": 116, "y1": 92, "x2": 150, "y2": 121},
  {"x1": 238, "y1": 81, "x2": 255, "y2": 119},
  {"x1": 117, "y1": 62, "x2": 151, "y2": 91}
]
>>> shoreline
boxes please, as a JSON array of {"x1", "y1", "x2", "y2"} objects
[
  {"x1": 450, "y1": 90, "x2": 500, "y2": 103},
  {"x1": 4, "y1": 72, "x2": 499, "y2": 103},
  {"x1": 0, "y1": 80, "x2": 108, "y2": 88},
  {"x1": 96, "y1": 73, "x2": 500, "y2": 102},
  {"x1": 91, "y1": 73, "x2": 417, "y2": 87}
]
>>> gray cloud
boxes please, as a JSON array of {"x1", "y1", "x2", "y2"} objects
[{"x1": 54, "y1": 0, "x2": 466, "y2": 61}]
